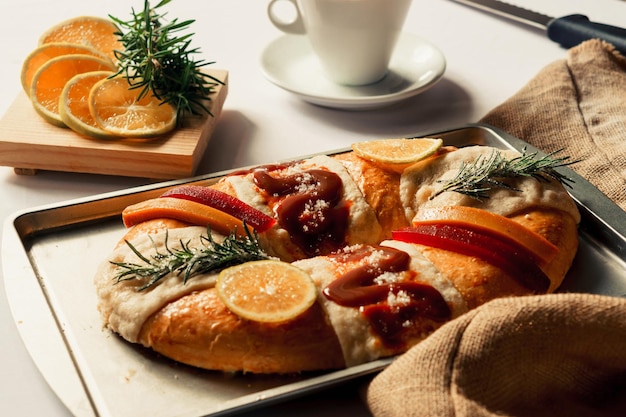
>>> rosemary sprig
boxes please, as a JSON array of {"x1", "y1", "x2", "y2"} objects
[
  {"x1": 109, "y1": 0, "x2": 223, "y2": 124},
  {"x1": 432, "y1": 148, "x2": 576, "y2": 201},
  {"x1": 111, "y1": 226, "x2": 271, "y2": 291}
]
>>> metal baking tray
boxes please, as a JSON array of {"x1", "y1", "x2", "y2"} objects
[{"x1": 3, "y1": 124, "x2": 626, "y2": 417}]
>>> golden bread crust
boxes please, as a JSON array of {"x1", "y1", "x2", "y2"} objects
[
  {"x1": 509, "y1": 207, "x2": 579, "y2": 293},
  {"x1": 139, "y1": 288, "x2": 345, "y2": 373},
  {"x1": 333, "y1": 152, "x2": 409, "y2": 237},
  {"x1": 415, "y1": 207, "x2": 578, "y2": 309},
  {"x1": 97, "y1": 146, "x2": 580, "y2": 374}
]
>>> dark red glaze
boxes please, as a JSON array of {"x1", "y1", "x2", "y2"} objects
[
  {"x1": 323, "y1": 246, "x2": 412, "y2": 307},
  {"x1": 362, "y1": 284, "x2": 450, "y2": 348},
  {"x1": 253, "y1": 168, "x2": 349, "y2": 255},
  {"x1": 323, "y1": 245, "x2": 451, "y2": 347}
]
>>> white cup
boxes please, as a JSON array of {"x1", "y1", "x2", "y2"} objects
[{"x1": 267, "y1": 0, "x2": 412, "y2": 86}]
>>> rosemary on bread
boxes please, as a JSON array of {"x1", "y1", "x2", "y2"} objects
[
  {"x1": 111, "y1": 226, "x2": 271, "y2": 291},
  {"x1": 433, "y1": 148, "x2": 576, "y2": 201},
  {"x1": 109, "y1": 0, "x2": 223, "y2": 124}
]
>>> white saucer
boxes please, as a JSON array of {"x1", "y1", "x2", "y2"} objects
[{"x1": 260, "y1": 32, "x2": 446, "y2": 110}]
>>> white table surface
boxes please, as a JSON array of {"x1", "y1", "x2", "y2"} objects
[{"x1": 1, "y1": 0, "x2": 625, "y2": 416}]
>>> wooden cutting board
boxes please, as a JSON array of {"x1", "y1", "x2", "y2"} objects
[{"x1": 0, "y1": 69, "x2": 228, "y2": 179}]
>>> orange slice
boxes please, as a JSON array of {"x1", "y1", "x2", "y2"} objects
[
  {"x1": 88, "y1": 76, "x2": 177, "y2": 138},
  {"x1": 20, "y1": 42, "x2": 112, "y2": 96},
  {"x1": 413, "y1": 206, "x2": 559, "y2": 266},
  {"x1": 352, "y1": 138, "x2": 444, "y2": 173},
  {"x1": 38, "y1": 16, "x2": 122, "y2": 62},
  {"x1": 30, "y1": 54, "x2": 117, "y2": 127},
  {"x1": 216, "y1": 260, "x2": 317, "y2": 323},
  {"x1": 59, "y1": 70, "x2": 117, "y2": 139}
]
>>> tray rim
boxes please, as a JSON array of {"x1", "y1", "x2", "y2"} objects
[
  {"x1": 8, "y1": 123, "x2": 626, "y2": 241},
  {"x1": 476, "y1": 124, "x2": 626, "y2": 248},
  {"x1": 3, "y1": 123, "x2": 626, "y2": 417}
]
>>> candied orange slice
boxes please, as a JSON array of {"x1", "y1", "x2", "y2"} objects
[
  {"x1": 352, "y1": 138, "x2": 443, "y2": 173},
  {"x1": 216, "y1": 260, "x2": 317, "y2": 323}
]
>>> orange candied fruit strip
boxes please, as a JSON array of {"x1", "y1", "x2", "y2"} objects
[
  {"x1": 413, "y1": 206, "x2": 559, "y2": 267},
  {"x1": 122, "y1": 197, "x2": 252, "y2": 238}
]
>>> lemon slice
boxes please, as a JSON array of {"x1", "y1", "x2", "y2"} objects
[
  {"x1": 59, "y1": 70, "x2": 118, "y2": 139},
  {"x1": 216, "y1": 260, "x2": 317, "y2": 323},
  {"x1": 88, "y1": 76, "x2": 177, "y2": 138},
  {"x1": 352, "y1": 138, "x2": 444, "y2": 173}
]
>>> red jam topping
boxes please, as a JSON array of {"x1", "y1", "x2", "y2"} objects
[
  {"x1": 253, "y1": 168, "x2": 349, "y2": 255},
  {"x1": 323, "y1": 245, "x2": 451, "y2": 347}
]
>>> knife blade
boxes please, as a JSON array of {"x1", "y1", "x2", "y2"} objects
[{"x1": 452, "y1": 0, "x2": 626, "y2": 55}]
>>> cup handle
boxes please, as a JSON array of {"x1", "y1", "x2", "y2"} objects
[{"x1": 267, "y1": 0, "x2": 306, "y2": 34}]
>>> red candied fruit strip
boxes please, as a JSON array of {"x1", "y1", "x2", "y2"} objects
[
  {"x1": 161, "y1": 185, "x2": 276, "y2": 232},
  {"x1": 391, "y1": 223, "x2": 550, "y2": 294}
]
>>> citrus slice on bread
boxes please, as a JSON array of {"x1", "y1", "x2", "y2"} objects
[
  {"x1": 352, "y1": 138, "x2": 443, "y2": 173},
  {"x1": 216, "y1": 260, "x2": 317, "y2": 323}
]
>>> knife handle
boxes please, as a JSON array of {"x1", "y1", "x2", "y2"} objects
[{"x1": 547, "y1": 14, "x2": 626, "y2": 55}]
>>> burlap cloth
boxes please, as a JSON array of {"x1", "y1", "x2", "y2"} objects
[
  {"x1": 481, "y1": 39, "x2": 626, "y2": 211},
  {"x1": 366, "y1": 294, "x2": 626, "y2": 417},
  {"x1": 366, "y1": 40, "x2": 626, "y2": 417}
]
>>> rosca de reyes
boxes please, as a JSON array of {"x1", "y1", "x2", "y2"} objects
[{"x1": 94, "y1": 139, "x2": 580, "y2": 373}]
